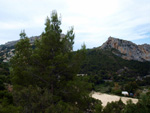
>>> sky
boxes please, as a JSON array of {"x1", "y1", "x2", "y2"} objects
[{"x1": 0, "y1": 0, "x2": 150, "y2": 50}]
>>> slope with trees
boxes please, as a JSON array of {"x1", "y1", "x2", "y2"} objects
[{"x1": 79, "y1": 48, "x2": 150, "y2": 96}]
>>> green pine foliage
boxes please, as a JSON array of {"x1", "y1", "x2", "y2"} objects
[
  {"x1": 0, "y1": 59, "x2": 20, "y2": 112},
  {"x1": 80, "y1": 48, "x2": 150, "y2": 77},
  {"x1": 11, "y1": 30, "x2": 32, "y2": 89},
  {"x1": 102, "y1": 99, "x2": 125, "y2": 113},
  {"x1": 10, "y1": 10, "x2": 101, "y2": 113}
]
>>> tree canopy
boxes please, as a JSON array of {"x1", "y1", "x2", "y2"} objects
[{"x1": 10, "y1": 10, "x2": 101, "y2": 113}]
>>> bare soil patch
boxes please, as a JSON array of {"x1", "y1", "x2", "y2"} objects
[{"x1": 92, "y1": 92, "x2": 138, "y2": 107}]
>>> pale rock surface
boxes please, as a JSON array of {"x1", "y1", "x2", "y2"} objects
[{"x1": 100, "y1": 37, "x2": 150, "y2": 62}]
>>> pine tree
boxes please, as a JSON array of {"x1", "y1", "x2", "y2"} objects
[
  {"x1": 11, "y1": 30, "x2": 32, "y2": 89},
  {"x1": 31, "y1": 11, "x2": 77, "y2": 93},
  {"x1": 10, "y1": 10, "x2": 102, "y2": 112}
]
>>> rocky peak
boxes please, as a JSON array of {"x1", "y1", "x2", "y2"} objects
[{"x1": 100, "y1": 37, "x2": 150, "y2": 62}]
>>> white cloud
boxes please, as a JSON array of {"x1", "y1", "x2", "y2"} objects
[{"x1": 0, "y1": 0, "x2": 150, "y2": 50}]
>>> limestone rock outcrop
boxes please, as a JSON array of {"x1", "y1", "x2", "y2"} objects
[{"x1": 100, "y1": 37, "x2": 150, "y2": 62}]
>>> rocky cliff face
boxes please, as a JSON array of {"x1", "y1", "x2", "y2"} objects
[
  {"x1": 0, "y1": 36, "x2": 41, "y2": 62},
  {"x1": 100, "y1": 37, "x2": 150, "y2": 62},
  {"x1": 0, "y1": 34, "x2": 65, "y2": 62}
]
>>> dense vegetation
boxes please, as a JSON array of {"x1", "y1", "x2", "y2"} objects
[
  {"x1": 80, "y1": 48, "x2": 150, "y2": 77},
  {"x1": 0, "y1": 11, "x2": 102, "y2": 113},
  {"x1": 79, "y1": 49, "x2": 150, "y2": 96},
  {"x1": 0, "y1": 60, "x2": 21, "y2": 112},
  {"x1": 0, "y1": 10, "x2": 150, "y2": 112}
]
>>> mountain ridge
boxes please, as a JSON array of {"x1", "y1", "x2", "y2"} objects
[
  {"x1": 100, "y1": 36, "x2": 150, "y2": 62},
  {"x1": 1, "y1": 36, "x2": 41, "y2": 48},
  {"x1": 0, "y1": 36, "x2": 150, "y2": 62}
]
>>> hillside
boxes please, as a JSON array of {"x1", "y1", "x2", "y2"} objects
[
  {"x1": 80, "y1": 48, "x2": 150, "y2": 77},
  {"x1": 1, "y1": 36, "x2": 150, "y2": 81},
  {"x1": 1, "y1": 36, "x2": 150, "y2": 84},
  {"x1": 79, "y1": 47, "x2": 150, "y2": 96}
]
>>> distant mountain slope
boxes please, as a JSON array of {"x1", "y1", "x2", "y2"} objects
[
  {"x1": 2, "y1": 36, "x2": 41, "y2": 48},
  {"x1": 1, "y1": 36, "x2": 150, "y2": 63},
  {"x1": 1, "y1": 35, "x2": 150, "y2": 82},
  {"x1": 0, "y1": 34, "x2": 65, "y2": 62},
  {"x1": 100, "y1": 37, "x2": 150, "y2": 62},
  {"x1": 1, "y1": 34, "x2": 66, "y2": 48},
  {"x1": 80, "y1": 49, "x2": 150, "y2": 78},
  {"x1": 0, "y1": 36, "x2": 41, "y2": 62}
]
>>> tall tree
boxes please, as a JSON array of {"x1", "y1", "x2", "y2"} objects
[
  {"x1": 10, "y1": 10, "x2": 102, "y2": 112},
  {"x1": 31, "y1": 11, "x2": 77, "y2": 92},
  {"x1": 11, "y1": 30, "x2": 32, "y2": 89}
]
